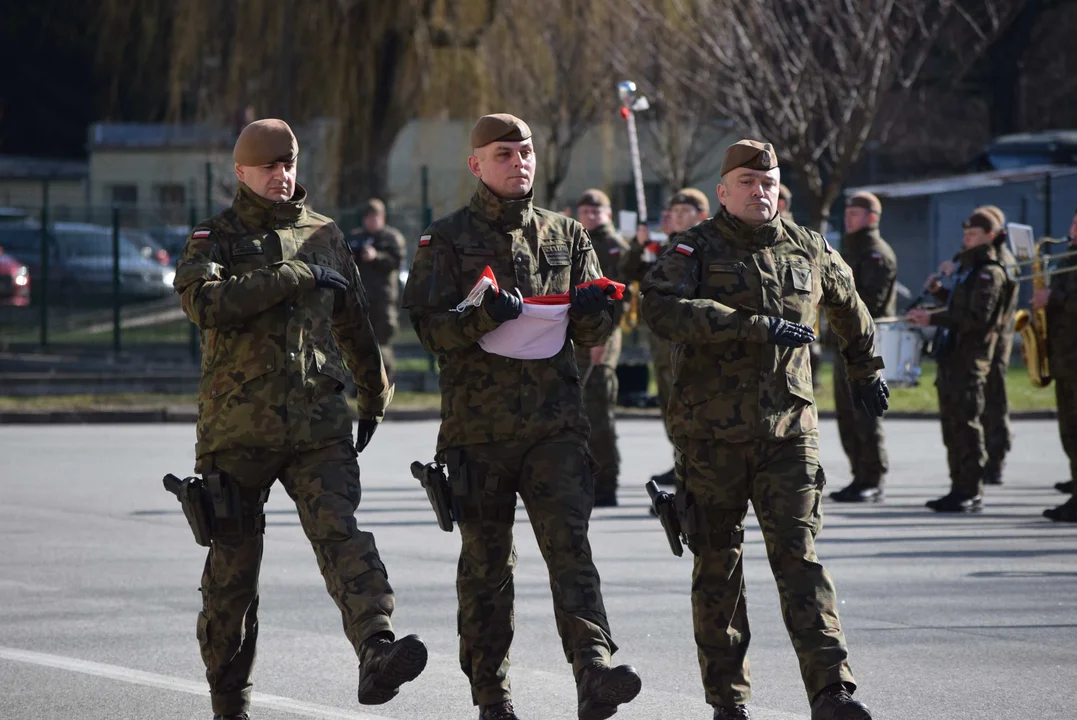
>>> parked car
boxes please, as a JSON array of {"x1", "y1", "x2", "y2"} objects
[
  {"x1": 146, "y1": 224, "x2": 194, "y2": 257},
  {"x1": 0, "y1": 247, "x2": 30, "y2": 306},
  {"x1": 126, "y1": 228, "x2": 172, "y2": 266}
]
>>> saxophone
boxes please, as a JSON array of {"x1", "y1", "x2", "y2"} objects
[{"x1": 1013, "y1": 239, "x2": 1051, "y2": 387}]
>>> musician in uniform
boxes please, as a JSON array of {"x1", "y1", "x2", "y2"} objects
[
  {"x1": 907, "y1": 210, "x2": 1016, "y2": 512},
  {"x1": 1036, "y1": 209, "x2": 1077, "y2": 522},
  {"x1": 830, "y1": 192, "x2": 897, "y2": 503}
]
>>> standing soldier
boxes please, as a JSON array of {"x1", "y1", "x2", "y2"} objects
[
  {"x1": 907, "y1": 210, "x2": 1016, "y2": 512},
  {"x1": 575, "y1": 189, "x2": 630, "y2": 506},
  {"x1": 624, "y1": 188, "x2": 710, "y2": 486},
  {"x1": 830, "y1": 192, "x2": 897, "y2": 503},
  {"x1": 348, "y1": 199, "x2": 407, "y2": 380},
  {"x1": 173, "y1": 119, "x2": 426, "y2": 720},
  {"x1": 778, "y1": 183, "x2": 794, "y2": 221},
  {"x1": 642, "y1": 139, "x2": 887, "y2": 720},
  {"x1": 401, "y1": 114, "x2": 642, "y2": 720},
  {"x1": 1036, "y1": 209, "x2": 1077, "y2": 521}
]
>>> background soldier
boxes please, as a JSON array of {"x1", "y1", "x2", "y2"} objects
[
  {"x1": 642, "y1": 139, "x2": 887, "y2": 720},
  {"x1": 830, "y1": 192, "x2": 897, "y2": 503},
  {"x1": 778, "y1": 183, "x2": 794, "y2": 221},
  {"x1": 173, "y1": 119, "x2": 426, "y2": 720},
  {"x1": 624, "y1": 188, "x2": 710, "y2": 487},
  {"x1": 575, "y1": 189, "x2": 630, "y2": 506},
  {"x1": 1035, "y1": 209, "x2": 1077, "y2": 521},
  {"x1": 908, "y1": 210, "x2": 1016, "y2": 512},
  {"x1": 348, "y1": 198, "x2": 407, "y2": 380},
  {"x1": 401, "y1": 114, "x2": 641, "y2": 720}
]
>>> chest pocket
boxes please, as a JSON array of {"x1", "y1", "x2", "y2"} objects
[
  {"x1": 457, "y1": 246, "x2": 501, "y2": 294},
  {"x1": 227, "y1": 234, "x2": 270, "y2": 275},
  {"x1": 541, "y1": 244, "x2": 571, "y2": 267},
  {"x1": 787, "y1": 263, "x2": 814, "y2": 294},
  {"x1": 703, "y1": 262, "x2": 749, "y2": 302}
]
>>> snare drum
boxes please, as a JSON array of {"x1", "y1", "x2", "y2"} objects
[{"x1": 874, "y1": 317, "x2": 924, "y2": 387}]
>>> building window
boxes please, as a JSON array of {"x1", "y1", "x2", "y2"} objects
[
  {"x1": 110, "y1": 184, "x2": 138, "y2": 206},
  {"x1": 154, "y1": 184, "x2": 186, "y2": 223}
]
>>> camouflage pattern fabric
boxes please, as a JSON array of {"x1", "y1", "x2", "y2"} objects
[
  {"x1": 448, "y1": 432, "x2": 616, "y2": 706},
  {"x1": 983, "y1": 242, "x2": 1019, "y2": 478},
  {"x1": 349, "y1": 224, "x2": 407, "y2": 378},
  {"x1": 174, "y1": 182, "x2": 392, "y2": 458},
  {"x1": 675, "y1": 432, "x2": 854, "y2": 706},
  {"x1": 1055, "y1": 380, "x2": 1077, "y2": 482},
  {"x1": 401, "y1": 182, "x2": 612, "y2": 452},
  {"x1": 1046, "y1": 241, "x2": 1077, "y2": 480},
  {"x1": 194, "y1": 441, "x2": 394, "y2": 716},
  {"x1": 832, "y1": 225, "x2": 897, "y2": 486}
]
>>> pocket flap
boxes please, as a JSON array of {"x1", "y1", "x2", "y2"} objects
[
  {"x1": 204, "y1": 356, "x2": 276, "y2": 398},
  {"x1": 313, "y1": 347, "x2": 346, "y2": 384}
]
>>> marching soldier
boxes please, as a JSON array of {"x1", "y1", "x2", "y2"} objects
[
  {"x1": 642, "y1": 139, "x2": 887, "y2": 720},
  {"x1": 173, "y1": 119, "x2": 426, "y2": 720},
  {"x1": 907, "y1": 210, "x2": 1016, "y2": 512},
  {"x1": 575, "y1": 189, "x2": 630, "y2": 506},
  {"x1": 830, "y1": 192, "x2": 897, "y2": 503},
  {"x1": 1036, "y1": 209, "x2": 1077, "y2": 522},
  {"x1": 401, "y1": 114, "x2": 642, "y2": 720},
  {"x1": 348, "y1": 198, "x2": 407, "y2": 380},
  {"x1": 624, "y1": 188, "x2": 710, "y2": 486}
]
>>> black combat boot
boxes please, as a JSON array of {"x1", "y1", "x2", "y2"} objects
[
  {"x1": 576, "y1": 663, "x2": 642, "y2": 720},
  {"x1": 1044, "y1": 495, "x2": 1077, "y2": 522},
  {"x1": 925, "y1": 492, "x2": 983, "y2": 513},
  {"x1": 357, "y1": 632, "x2": 428, "y2": 705},
  {"x1": 810, "y1": 683, "x2": 871, "y2": 720},
  {"x1": 1054, "y1": 480, "x2": 1074, "y2": 494},
  {"x1": 713, "y1": 705, "x2": 752, "y2": 719},
  {"x1": 829, "y1": 482, "x2": 883, "y2": 503},
  {"x1": 212, "y1": 714, "x2": 249, "y2": 720},
  {"x1": 479, "y1": 700, "x2": 521, "y2": 720},
  {"x1": 650, "y1": 467, "x2": 677, "y2": 487}
]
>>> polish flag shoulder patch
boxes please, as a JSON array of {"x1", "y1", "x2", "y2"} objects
[
  {"x1": 674, "y1": 243, "x2": 695, "y2": 256},
  {"x1": 418, "y1": 234, "x2": 432, "y2": 247},
  {"x1": 192, "y1": 229, "x2": 212, "y2": 239}
]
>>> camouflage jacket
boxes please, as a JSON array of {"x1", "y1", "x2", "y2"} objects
[
  {"x1": 641, "y1": 209, "x2": 881, "y2": 443},
  {"x1": 348, "y1": 224, "x2": 407, "y2": 336},
  {"x1": 1046, "y1": 239, "x2": 1077, "y2": 380},
  {"x1": 930, "y1": 243, "x2": 1012, "y2": 380},
  {"x1": 401, "y1": 182, "x2": 612, "y2": 451},
  {"x1": 839, "y1": 226, "x2": 897, "y2": 318},
  {"x1": 174, "y1": 182, "x2": 392, "y2": 458},
  {"x1": 587, "y1": 222, "x2": 630, "y2": 325}
]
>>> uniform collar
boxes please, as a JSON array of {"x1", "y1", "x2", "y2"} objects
[
  {"x1": 841, "y1": 225, "x2": 880, "y2": 249},
  {"x1": 712, "y1": 207, "x2": 782, "y2": 250},
  {"x1": 589, "y1": 222, "x2": 619, "y2": 244},
  {"x1": 470, "y1": 182, "x2": 534, "y2": 231},
  {"x1": 232, "y1": 182, "x2": 307, "y2": 229},
  {"x1": 958, "y1": 242, "x2": 998, "y2": 267}
]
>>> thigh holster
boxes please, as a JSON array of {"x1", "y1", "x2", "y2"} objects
[
  {"x1": 207, "y1": 471, "x2": 270, "y2": 539},
  {"x1": 443, "y1": 449, "x2": 516, "y2": 524},
  {"x1": 674, "y1": 491, "x2": 744, "y2": 554}
]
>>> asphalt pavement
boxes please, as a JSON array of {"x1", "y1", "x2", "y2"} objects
[{"x1": 1, "y1": 419, "x2": 1075, "y2": 720}]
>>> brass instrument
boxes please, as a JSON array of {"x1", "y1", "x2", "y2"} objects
[
  {"x1": 1013, "y1": 239, "x2": 1052, "y2": 387},
  {"x1": 620, "y1": 281, "x2": 641, "y2": 332}
]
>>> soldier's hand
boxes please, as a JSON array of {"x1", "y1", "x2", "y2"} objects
[
  {"x1": 306, "y1": 263, "x2": 349, "y2": 290},
  {"x1": 765, "y1": 316, "x2": 816, "y2": 347},
  {"x1": 355, "y1": 418, "x2": 378, "y2": 453},
  {"x1": 571, "y1": 283, "x2": 617, "y2": 316},
  {"x1": 852, "y1": 376, "x2": 890, "y2": 418},
  {"x1": 485, "y1": 287, "x2": 524, "y2": 323}
]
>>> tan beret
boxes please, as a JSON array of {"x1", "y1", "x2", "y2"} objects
[
  {"x1": 670, "y1": 188, "x2": 709, "y2": 215},
  {"x1": 363, "y1": 198, "x2": 386, "y2": 216},
  {"x1": 577, "y1": 189, "x2": 611, "y2": 207},
  {"x1": 470, "y1": 113, "x2": 532, "y2": 148},
  {"x1": 974, "y1": 204, "x2": 1006, "y2": 227},
  {"x1": 848, "y1": 191, "x2": 882, "y2": 215},
  {"x1": 720, "y1": 139, "x2": 778, "y2": 177},
  {"x1": 233, "y1": 119, "x2": 298, "y2": 166},
  {"x1": 963, "y1": 210, "x2": 1000, "y2": 233},
  {"x1": 779, "y1": 183, "x2": 792, "y2": 203}
]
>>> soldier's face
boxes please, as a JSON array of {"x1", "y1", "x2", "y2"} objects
[
  {"x1": 363, "y1": 212, "x2": 385, "y2": 233},
  {"x1": 962, "y1": 227, "x2": 994, "y2": 249},
  {"x1": 576, "y1": 204, "x2": 610, "y2": 231},
  {"x1": 668, "y1": 204, "x2": 704, "y2": 233},
  {"x1": 468, "y1": 139, "x2": 536, "y2": 198},
  {"x1": 718, "y1": 168, "x2": 781, "y2": 226},
  {"x1": 844, "y1": 207, "x2": 876, "y2": 233},
  {"x1": 235, "y1": 160, "x2": 297, "y2": 202}
]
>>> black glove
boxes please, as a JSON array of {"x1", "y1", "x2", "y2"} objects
[
  {"x1": 852, "y1": 376, "x2": 890, "y2": 418},
  {"x1": 485, "y1": 287, "x2": 523, "y2": 323},
  {"x1": 306, "y1": 263, "x2": 349, "y2": 290},
  {"x1": 355, "y1": 418, "x2": 378, "y2": 453},
  {"x1": 570, "y1": 283, "x2": 616, "y2": 316},
  {"x1": 766, "y1": 316, "x2": 816, "y2": 348}
]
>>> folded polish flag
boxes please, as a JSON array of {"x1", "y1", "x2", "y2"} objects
[{"x1": 454, "y1": 266, "x2": 624, "y2": 360}]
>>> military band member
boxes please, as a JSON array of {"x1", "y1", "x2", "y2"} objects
[
  {"x1": 401, "y1": 114, "x2": 641, "y2": 720},
  {"x1": 642, "y1": 139, "x2": 887, "y2": 720}
]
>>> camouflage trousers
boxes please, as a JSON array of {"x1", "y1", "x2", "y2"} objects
[
  {"x1": 651, "y1": 334, "x2": 674, "y2": 446},
  {"x1": 576, "y1": 329, "x2": 622, "y2": 498},
  {"x1": 674, "y1": 432, "x2": 854, "y2": 706},
  {"x1": 1056, "y1": 379, "x2": 1077, "y2": 482},
  {"x1": 193, "y1": 440, "x2": 394, "y2": 716},
  {"x1": 983, "y1": 330, "x2": 1014, "y2": 478},
  {"x1": 936, "y1": 363, "x2": 988, "y2": 497},
  {"x1": 833, "y1": 356, "x2": 888, "y2": 486},
  {"x1": 445, "y1": 432, "x2": 616, "y2": 706}
]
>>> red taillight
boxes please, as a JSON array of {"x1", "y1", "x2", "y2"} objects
[{"x1": 156, "y1": 249, "x2": 171, "y2": 266}]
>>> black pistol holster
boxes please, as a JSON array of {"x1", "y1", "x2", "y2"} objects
[
  {"x1": 646, "y1": 480, "x2": 685, "y2": 557},
  {"x1": 163, "y1": 471, "x2": 269, "y2": 546},
  {"x1": 410, "y1": 460, "x2": 455, "y2": 532},
  {"x1": 163, "y1": 473, "x2": 215, "y2": 547}
]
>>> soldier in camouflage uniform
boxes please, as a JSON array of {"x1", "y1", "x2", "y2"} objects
[
  {"x1": 642, "y1": 140, "x2": 887, "y2": 720},
  {"x1": 173, "y1": 119, "x2": 427, "y2": 720},
  {"x1": 1036, "y1": 210, "x2": 1077, "y2": 521},
  {"x1": 908, "y1": 210, "x2": 1016, "y2": 513},
  {"x1": 574, "y1": 189, "x2": 630, "y2": 506},
  {"x1": 830, "y1": 192, "x2": 897, "y2": 503},
  {"x1": 401, "y1": 114, "x2": 641, "y2": 720},
  {"x1": 348, "y1": 199, "x2": 407, "y2": 380},
  {"x1": 624, "y1": 188, "x2": 710, "y2": 487}
]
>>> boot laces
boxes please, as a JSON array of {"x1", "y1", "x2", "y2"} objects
[{"x1": 482, "y1": 701, "x2": 517, "y2": 720}]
